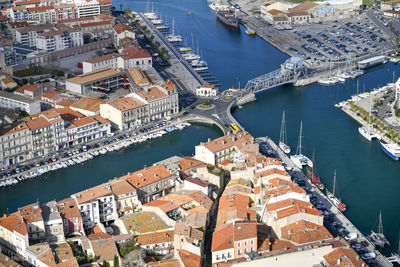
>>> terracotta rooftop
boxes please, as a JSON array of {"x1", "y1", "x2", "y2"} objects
[
  {"x1": 70, "y1": 97, "x2": 104, "y2": 113},
  {"x1": 50, "y1": 243, "x2": 78, "y2": 266},
  {"x1": 275, "y1": 203, "x2": 321, "y2": 220},
  {"x1": 0, "y1": 122, "x2": 28, "y2": 136},
  {"x1": 72, "y1": 116, "x2": 97, "y2": 127},
  {"x1": 136, "y1": 87, "x2": 167, "y2": 102},
  {"x1": 110, "y1": 179, "x2": 136, "y2": 196},
  {"x1": 178, "y1": 249, "x2": 201, "y2": 267},
  {"x1": 121, "y1": 46, "x2": 151, "y2": 59},
  {"x1": 178, "y1": 156, "x2": 204, "y2": 171},
  {"x1": 219, "y1": 193, "x2": 252, "y2": 210},
  {"x1": 41, "y1": 90, "x2": 59, "y2": 100},
  {"x1": 84, "y1": 53, "x2": 120, "y2": 64},
  {"x1": 80, "y1": 20, "x2": 111, "y2": 28},
  {"x1": 211, "y1": 223, "x2": 234, "y2": 252},
  {"x1": 185, "y1": 177, "x2": 208, "y2": 188},
  {"x1": 289, "y1": 1, "x2": 318, "y2": 13},
  {"x1": 57, "y1": 198, "x2": 81, "y2": 219},
  {"x1": 90, "y1": 237, "x2": 119, "y2": 263},
  {"x1": 281, "y1": 220, "x2": 332, "y2": 245},
  {"x1": 15, "y1": 84, "x2": 42, "y2": 94},
  {"x1": 146, "y1": 259, "x2": 180, "y2": 267},
  {"x1": 27, "y1": 5, "x2": 54, "y2": 12},
  {"x1": 323, "y1": 247, "x2": 366, "y2": 267},
  {"x1": 67, "y1": 68, "x2": 121, "y2": 85},
  {"x1": 107, "y1": 96, "x2": 146, "y2": 112},
  {"x1": 201, "y1": 131, "x2": 255, "y2": 153},
  {"x1": 113, "y1": 23, "x2": 134, "y2": 34},
  {"x1": 117, "y1": 165, "x2": 173, "y2": 189},
  {"x1": 164, "y1": 80, "x2": 176, "y2": 91},
  {"x1": 0, "y1": 211, "x2": 27, "y2": 236},
  {"x1": 143, "y1": 199, "x2": 179, "y2": 213},
  {"x1": 268, "y1": 9, "x2": 284, "y2": 15},
  {"x1": 18, "y1": 202, "x2": 44, "y2": 223},
  {"x1": 88, "y1": 232, "x2": 112, "y2": 241},
  {"x1": 135, "y1": 230, "x2": 174, "y2": 245}
]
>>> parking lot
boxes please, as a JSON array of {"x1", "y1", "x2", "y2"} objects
[{"x1": 287, "y1": 17, "x2": 390, "y2": 65}]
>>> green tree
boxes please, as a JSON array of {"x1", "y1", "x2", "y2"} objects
[{"x1": 113, "y1": 255, "x2": 119, "y2": 267}]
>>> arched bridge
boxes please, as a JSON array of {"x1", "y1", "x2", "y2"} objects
[{"x1": 244, "y1": 57, "x2": 307, "y2": 93}]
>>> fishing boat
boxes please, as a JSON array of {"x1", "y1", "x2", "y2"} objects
[
  {"x1": 380, "y1": 142, "x2": 400, "y2": 160},
  {"x1": 368, "y1": 211, "x2": 390, "y2": 248},
  {"x1": 307, "y1": 151, "x2": 325, "y2": 190},
  {"x1": 278, "y1": 111, "x2": 291, "y2": 154},
  {"x1": 290, "y1": 121, "x2": 313, "y2": 170},
  {"x1": 326, "y1": 170, "x2": 346, "y2": 212},
  {"x1": 216, "y1": 10, "x2": 239, "y2": 28}
]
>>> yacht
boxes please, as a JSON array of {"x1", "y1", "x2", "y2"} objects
[
  {"x1": 326, "y1": 170, "x2": 347, "y2": 212},
  {"x1": 290, "y1": 121, "x2": 313, "y2": 169},
  {"x1": 183, "y1": 53, "x2": 201, "y2": 61},
  {"x1": 193, "y1": 66, "x2": 208, "y2": 72},
  {"x1": 368, "y1": 211, "x2": 390, "y2": 248},
  {"x1": 380, "y1": 142, "x2": 400, "y2": 160},
  {"x1": 144, "y1": 12, "x2": 158, "y2": 20},
  {"x1": 209, "y1": 2, "x2": 229, "y2": 13},
  {"x1": 318, "y1": 78, "x2": 331, "y2": 85},
  {"x1": 151, "y1": 19, "x2": 163, "y2": 25},
  {"x1": 278, "y1": 111, "x2": 291, "y2": 154},
  {"x1": 358, "y1": 126, "x2": 381, "y2": 141},
  {"x1": 190, "y1": 60, "x2": 207, "y2": 68}
]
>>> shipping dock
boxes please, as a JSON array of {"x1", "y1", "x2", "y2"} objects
[{"x1": 258, "y1": 136, "x2": 393, "y2": 267}]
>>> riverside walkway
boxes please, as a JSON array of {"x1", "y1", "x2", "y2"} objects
[{"x1": 259, "y1": 136, "x2": 393, "y2": 267}]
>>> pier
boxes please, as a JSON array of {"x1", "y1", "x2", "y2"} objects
[{"x1": 258, "y1": 136, "x2": 393, "y2": 267}]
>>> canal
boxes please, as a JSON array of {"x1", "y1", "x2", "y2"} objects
[{"x1": 2, "y1": 0, "x2": 400, "y2": 256}]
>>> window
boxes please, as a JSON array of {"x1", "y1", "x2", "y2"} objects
[
  {"x1": 237, "y1": 242, "x2": 240, "y2": 247},
  {"x1": 251, "y1": 240, "x2": 254, "y2": 245},
  {"x1": 245, "y1": 241, "x2": 247, "y2": 246},
  {"x1": 227, "y1": 252, "x2": 231, "y2": 258},
  {"x1": 222, "y1": 254, "x2": 225, "y2": 259},
  {"x1": 216, "y1": 254, "x2": 220, "y2": 260},
  {"x1": 238, "y1": 249, "x2": 241, "y2": 256},
  {"x1": 244, "y1": 248, "x2": 247, "y2": 254}
]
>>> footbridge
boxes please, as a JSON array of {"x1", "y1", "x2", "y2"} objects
[{"x1": 244, "y1": 57, "x2": 307, "y2": 93}]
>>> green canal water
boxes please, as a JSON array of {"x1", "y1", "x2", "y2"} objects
[{"x1": 1, "y1": 0, "x2": 399, "y2": 256}]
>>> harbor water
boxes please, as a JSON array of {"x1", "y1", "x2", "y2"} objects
[{"x1": 1, "y1": 0, "x2": 400, "y2": 257}]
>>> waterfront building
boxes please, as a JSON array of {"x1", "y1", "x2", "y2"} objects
[
  {"x1": 135, "y1": 231, "x2": 174, "y2": 255},
  {"x1": 0, "y1": 122, "x2": 32, "y2": 168},
  {"x1": 18, "y1": 202, "x2": 46, "y2": 245},
  {"x1": 0, "y1": 91, "x2": 41, "y2": 115},
  {"x1": 56, "y1": 198, "x2": 84, "y2": 237},
  {"x1": 110, "y1": 179, "x2": 141, "y2": 217},
  {"x1": 194, "y1": 131, "x2": 258, "y2": 165},
  {"x1": 26, "y1": 117, "x2": 54, "y2": 157},
  {"x1": 113, "y1": 24, "x2": 135, "y2": 46},
  {"x1": 117, "y1": 165, "x2": 177, "y2": 203},
  {"x1": 0, "y1": 212, "x2": 29, "y2": 261},
  {"x1": 69, "y1": 97, "x2": 104, "y2": 116},
  {"x1": 65, "y1": 68, "x2": 123, "y2": 94},
  {"x1": 99, "y1": 95, "x2": 148, "y2": 130},
  {"x1": 40, "y1": 201, "x2": 65, "y2": 243},
  {"x1": 195, "y1": 82, "x2": 218, "y2": 97}
]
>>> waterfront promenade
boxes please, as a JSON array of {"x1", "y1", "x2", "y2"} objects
[{"x1": 260, "y1": 136, "x2": 393, "y2": 267}]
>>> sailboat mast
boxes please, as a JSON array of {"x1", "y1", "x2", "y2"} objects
[
  {"x1": 378, "y1": 211, "x2": 383, "y2": 235},
  {"x1": 280, "y1": 111, "x2": 285, "y2": 144},
  {"x1": 296, "y1": 121, "x2": 303, "y2": 155},
  {"x1": 333, "y1": 170, "x2": 336, "y2": 196}
]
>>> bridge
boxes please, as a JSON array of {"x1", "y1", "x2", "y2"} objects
[{"x1": 244, "y1": 57, "x2": 307, "y2": 93}]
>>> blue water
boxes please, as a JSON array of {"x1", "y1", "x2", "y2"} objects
[{"x1": 1, "y1": 0, "x2": 399, "y2": 257}]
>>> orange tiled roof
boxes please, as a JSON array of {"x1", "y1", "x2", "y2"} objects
[
  {"x1": 57, "y1": 198, "x2": 81, "y2": 219},
  {"x1": 211, "y1": 223, "x2": 233, "y2": 252},
  {"x1": 136, "y1": 87, "x2": 167, "y2": 102},
  {"x1": 27, "y1": 5, "x2": 54, "y2": 12},
  {"x1": 26, "y1": 117, "x2": 51, "y2": 130},
  {"x1": 107, "y1": 96, "x2": 146, "y2": 112},
  {"x1": 219, "y1": 193, "x2": 252, "y2": 210},
  {"x1": 15, "y1": 84, "x2": 42, "y2": 93},
  {"x1": 84, "y1": 53, "x2": 119, "y2": 64},
  {"x1": 178, "y1": 249, "x2": 201, "y2": 267},
  {"x1": 323, "y1": 247, "x2": 366, "y2": 267},
  {"x1": 136, "y1": 231, "x2": 174, "y2": 245},
  {"x1": 113, "y1": 23, "x2": 133, "y2": 34},
  {"x1": 72, "y1": 116, "x2": 97, "y2": 127},
  {"x1": 41, "y1": 90, "x2": 59, "y2": 99},
  {"x1": 143, "y1": 199, "x2": 179, "y2": 213},
  {"x1": 164, "y1": 80, "x2": 176, "y2": 91},
  {"x1": 0, "y1": 212, "x2": 27, "y2": 236},
  {"x1": 0, "y1": 122, "x2": 28, "y2": 136},
  {"x1": 275, "y1": 204, "x2": 321, "y2": 220},
  {"x1": 267, "y1": 198, "x2": 313, "y2": 212},
  {"x1": 121, "y1": 46, "x2": 151, "y2": 59},
  {"x1": 178, "y1": 156, "x2": 204, "y2": 171},
  {"x1": 70, "y1": 97, "x2": 104, "y2": 112},
  {"x1": 281, "y1": 220, "x2": 332, "y2": 245},
  {"x1": 117, "y1": 165, "x2": 173, "y2": 188},
  {"x1": 18, "y1": 202, "x2": 43, "y2": 223}
]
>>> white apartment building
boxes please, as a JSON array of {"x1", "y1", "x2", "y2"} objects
[
  {"x1": 0, "y1": 212, "x2": 30, "y2": 261},
  {"x1": 0, "y1": 122, "x2": 32, "y2": 168},
  {"x1": 41, "y1": 201, "x2": 65, "y2": 243},
  {"x1": 0, "y1": 91, "x2": 41, "y2": 115}
]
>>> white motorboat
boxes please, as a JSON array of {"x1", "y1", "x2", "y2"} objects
[{"x1": 290, "y1": 121, "x2": 313, "y2": 169}]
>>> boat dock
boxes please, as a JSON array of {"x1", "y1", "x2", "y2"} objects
[
  {"x1": 137, "y1": 12, "x2": 205, "y2": 92},
  {"x1": 258, "y1": 136, "x2": 393, "y2": 267}
]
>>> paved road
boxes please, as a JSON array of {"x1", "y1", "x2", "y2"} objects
[
  {"x1": 366, "y1": 9, "x2": 395, "y2": 41},
  {"x1": 260, "y1": 137, "x2": 392, "y2": 267}
]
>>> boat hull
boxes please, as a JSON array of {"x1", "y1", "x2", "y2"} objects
[
  {"x1": 216, "y1": 11, "x2": 239, "y2": 28},
  {"x1": 380, "y1": 142, "x2": 400, "y2": 160}
]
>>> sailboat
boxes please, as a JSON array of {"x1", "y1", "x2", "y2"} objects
[
  {"x1": 290, "y1": 121, "x2": 313, "y2": 169},
  {"x1": 326, "y1": 170, "x2": 346, "y2": 212},
  {"x1": 368, "y1": 211, "x2": 390, "y2": 248},
  {"x1": 358, "y1": 95, "x2": 381, "y2": 141},
  {"x1": 279, "y1": 111, "x2": 291, "y2": 154},
  {"x1": 166, "y1": 18, "x2": 182, "y2": 44},
  {"x1": 307, "y1": 150, "x2": 325, "y2": 190},
  {"x1": 387, "y1": 233, "x2": 400, "y2": 264}
]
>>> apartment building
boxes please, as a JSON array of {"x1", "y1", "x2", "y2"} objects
[
  {"x1": 99, "y1": 96, "x2": 148, "y2": 130},
  {"x1": 0, "y1": 122, "x2": 31, "y2": 168},
  {"x1": 41, "y1": 201, "x2": 65, "y2": 243},
  {"x1": 69, "y1": 97, "x2": 104, "y2": 116},
  {"x1": 0, "y1": 91, "x2": 41, "y2": 115},
  {"x1": 26, "y1": 117, "x2": 54, "y2": 157},
  {"x1": 15, "y1": 24, "x2": 83, "y2": 51},
  {"x1": 136, "y1": 231, "x2": 174, "y2": 255},
  {"x1": 117, "y1": 165, "x2": 177, "y2": 203},
  {"x1": 57, "y1": 198, "x2": 84, "y2": 237},
  {"x1": 113, "y1": 24, "x2": 135, "y2": 46},
  {"x1": 194, "y1": 131, "x2": 258, "y2": 165},
  {"x1": 66, "y1": 68, "x2": 123, "y2": 94},
  {"x1": 18, "y1": 202, "x2": 46, "y2": 245},
  {"x1": 14, "y1": 84, "x2": 44, "y2": 99},
  {"x1": 0, "y1": 212, "x2": 29, "y2": 261}
]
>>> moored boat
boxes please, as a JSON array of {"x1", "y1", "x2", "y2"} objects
[
  {"x1": 380, "y1": 142, "x2": 400, "y2": 160},
  {"x1": 216, "y1": 10, "x2": 239, "y2": 28},
  {"x1": 326, "y1": 170, "x2": 346, "y2": 212}
]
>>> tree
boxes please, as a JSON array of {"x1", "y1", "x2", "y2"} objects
[{"x1": 113, "y1": 256, "x2": 119, "y2": 267}]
